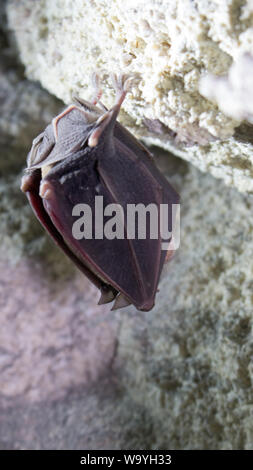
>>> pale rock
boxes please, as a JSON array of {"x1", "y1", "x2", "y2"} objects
[
  {"x1": 1, "y1": 0, "x2": 253, "y2": 450},
  {"x1": 200, "y1": 54, "x2": 253, "y2": 123},
  {"x1": 7, "y1": 0, "x2": 253, "y2": 193}
]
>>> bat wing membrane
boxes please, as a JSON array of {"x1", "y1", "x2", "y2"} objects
[{"x1": 43, "y1": 149, "x2": 153, "y2": 309}]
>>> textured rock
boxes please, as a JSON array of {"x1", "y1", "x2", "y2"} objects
[
  {"x1": 115, "y1": 160, "x2": 253, "y2": 449},
  {"x1": 7, "y1": 0, "x2": 253, "y2": 193},
  {"x1": 0, "y1": 260, "x2": 118, "y2": 408},
  {"x1": 200, "y1": 54, "x2": 253, "y2": 123},
  {"x1": 1, "y1": 0, "x2": 253, "y2": 450},
  {"x1": 1, "y1": 149, "x2": 253, "y2": 449},
  {"x1": 0, "y1": 0, "x2": 63, "y2": 262}
]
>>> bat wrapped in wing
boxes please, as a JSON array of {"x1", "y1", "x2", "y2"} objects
[{"x1": 21, "y1": 75, "x2": 179, "y2": 311}]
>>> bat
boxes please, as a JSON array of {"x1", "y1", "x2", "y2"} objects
[{"x1": 21, "y1": 75, "x2": 179, "y2": 311}]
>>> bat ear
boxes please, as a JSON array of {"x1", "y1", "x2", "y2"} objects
[{"x1": 87, "y1": 74, "x2": 133, "y2": 148}]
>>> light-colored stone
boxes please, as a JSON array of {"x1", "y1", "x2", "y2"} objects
[
  {"x1": 7, "y1": 0, "x2": 253, "y2": 193},
  {"x1": 2, "y1": 149, "x2": 253, "y2": 449},
  {"x1": 200, "y1": 54, "x2": 253, "y2": 123},
  {"x1": 2, "y1": 0, "x2": 253, "y2": 450},
  {"x1": 115, "y1": 156, "x2": 253, "y2": 449},
  {"x1": 0, "y1": 70, "x2": 63, "y2": 262}
]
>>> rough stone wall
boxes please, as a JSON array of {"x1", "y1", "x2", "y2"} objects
[
  {"x1": 7, "y1": 0, "x2": 253, "y2": 193},
  {"x1": 1, "y1": 0, "x2": 253, "y2": 450}
]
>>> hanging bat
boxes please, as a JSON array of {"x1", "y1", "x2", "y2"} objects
[{"x1": 21, "y1": 75, "x2": 179, "y2": 311}]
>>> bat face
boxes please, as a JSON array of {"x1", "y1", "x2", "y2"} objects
[{"x1": 21, "y1": 75, "x2": 179, "y2": 311}]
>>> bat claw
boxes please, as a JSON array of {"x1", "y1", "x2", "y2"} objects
[{"x1": 110, "y1": 73, "x2": 139, "y2": 100}]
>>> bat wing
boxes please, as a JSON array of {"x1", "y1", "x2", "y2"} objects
[
  {"x1": 113, "y1": 121, "x2": 180, "y2": 276},
  {"x1": 40, "y1": 148, "x2": 148, "y2": 309},
  {"x1": 21, "y1": 169, "x2": 117, "y2": 303},
  {"x1": 28, "y1": 107, "x2": 97, "y2": 171},
  {"x1": 40, "y1": 139, "x2": 163, "y2": 310},
  {"x1": 22, "y1": 77, "x2": 179, "y2": 311},
  {"x1": 97, "y1": 137, "x2": 169, "y2": 310}
]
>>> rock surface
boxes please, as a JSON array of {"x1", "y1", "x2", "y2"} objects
[
  {"x1": 7, "y1": 0, "x2": 253, "y2": 193},
  {"x1": 1, "y1": 0, "x2": 253, "y2": 450},
  {"x1": 200, "y1": 54, "x2": 253, "y2": 124}
]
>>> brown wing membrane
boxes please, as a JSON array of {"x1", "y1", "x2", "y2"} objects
[
  {"x1": 21, "y1": 170, "x2": 118, "y2": 303},
  {"x1": 113, "y1": 122, "x2": 179, "y2": 277},
  {"x1": 21, "y1": 75, "x2": 179, "y2": 311},
  {"x1": 42, "y1": 146, "x2": 154, "y2": 310},
  {"x1": 97, "y1": 138, "x2": 163, "y2": 310}
]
